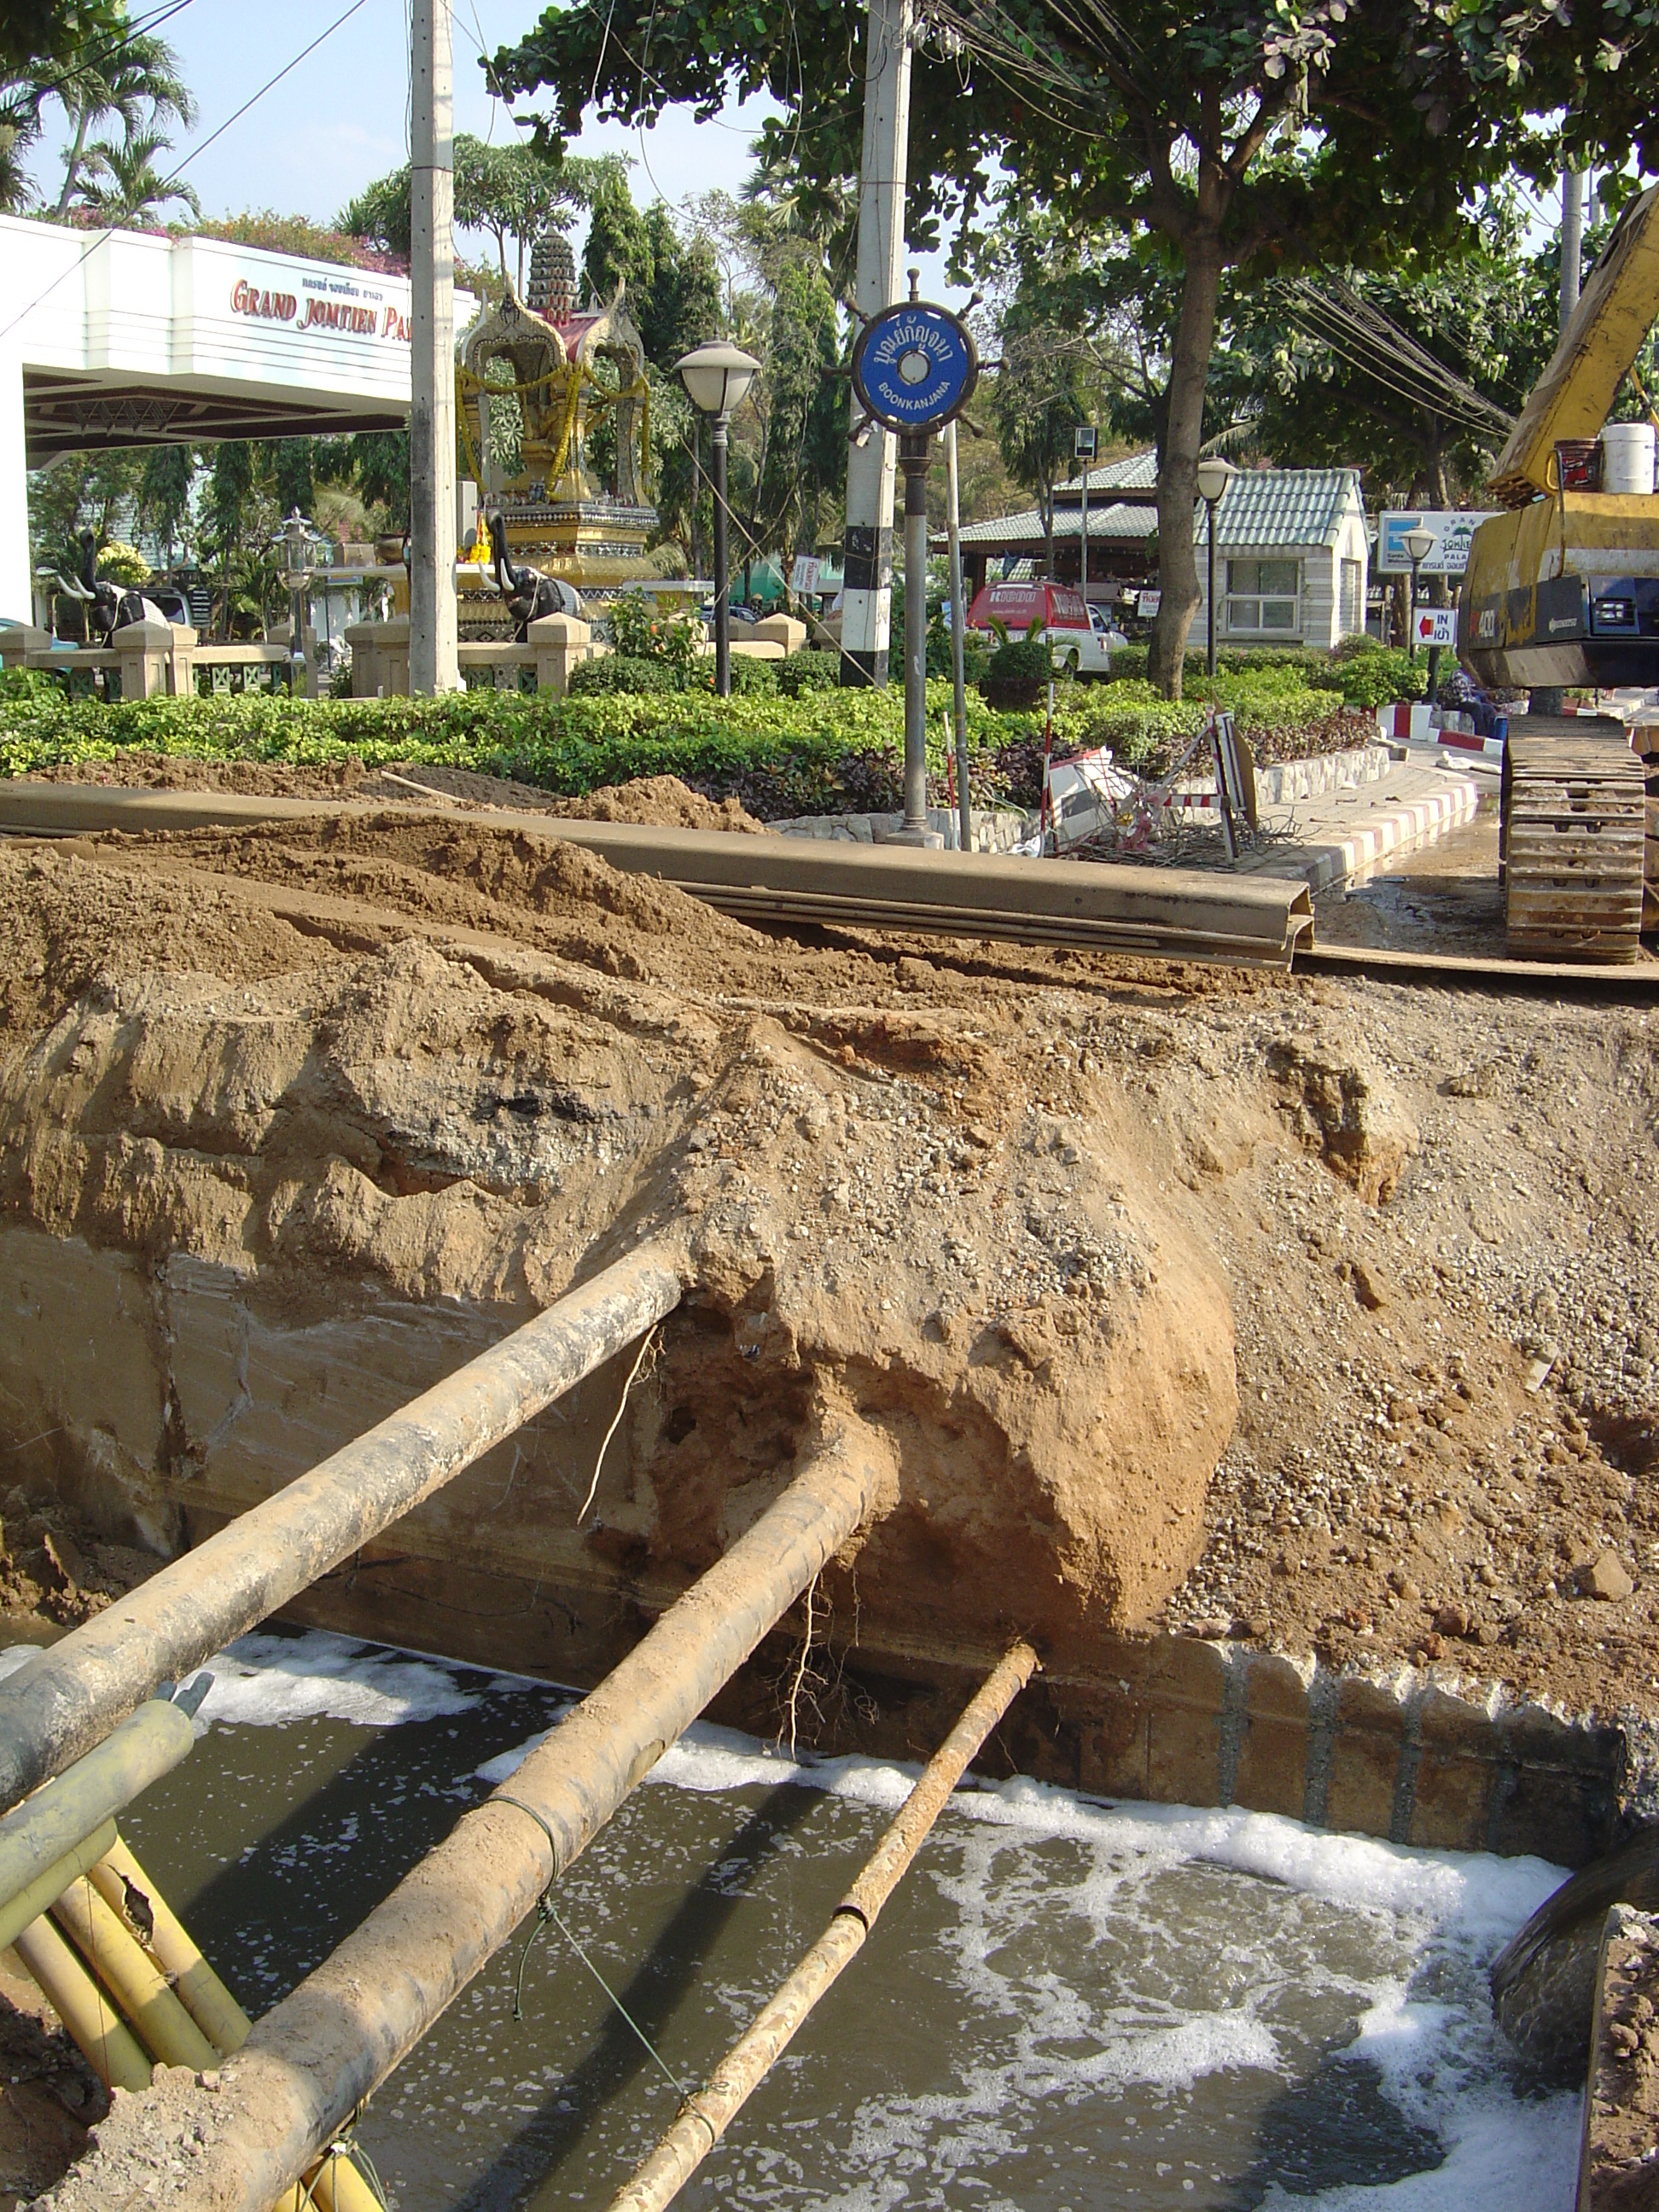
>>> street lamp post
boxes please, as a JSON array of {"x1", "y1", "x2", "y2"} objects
[
  {"x1": 673, "y1": 341, "x2": 761, "y2": 698},
  {"x1": 1405, "y1": 525, "x2": 1435, "y2": 669},
  {"x1": 276, "y1": 509, "x2": 321, "y2": 698},
  {"x1": 1195, "y1": 457, "x2": 1237, "y2": 677}
]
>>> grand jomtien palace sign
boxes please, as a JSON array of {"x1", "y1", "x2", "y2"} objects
[{"x1": 230, "y1": 273, "x2": 412, "y2": 343}]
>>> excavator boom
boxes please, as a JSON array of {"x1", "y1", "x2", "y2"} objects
[{"x1": 1488, "y1": 183, "x2": 1659, "y2": 506}]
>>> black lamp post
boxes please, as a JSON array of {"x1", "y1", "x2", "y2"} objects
[
  {"x1": 1405, "y1": 526, "x2": 1435, "y2": 665},
  {"x1": 1195, "y1": 457, "x2": 1237, "y2": 676},
  {"x1": 275, "y1": 508, "x2": 323, "y2": 696},
  {"x1": 673, "y1": 341, "x2": 760, "y2": 697}
]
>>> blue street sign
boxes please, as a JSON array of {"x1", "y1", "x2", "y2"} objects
[{"x1": 853, "y1": 301, "x2": 978, "y2": 430}]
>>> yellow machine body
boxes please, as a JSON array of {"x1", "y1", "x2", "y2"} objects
[{"x1": 1458, "y1": 492, "x2": 1659, "y2": 690}]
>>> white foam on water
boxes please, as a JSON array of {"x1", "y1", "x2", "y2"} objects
[
  {"x1": 216, "y1": 1634, "x2": 1580, "y2": 2208},
  {"x1": 195, "y1": 1629, "x2": 479, "y2": 1732}
]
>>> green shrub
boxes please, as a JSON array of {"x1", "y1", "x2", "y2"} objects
[
  {"x1": 986, "y1": 635, "x2": 1052, "y2": 686},
  {"x1": 605, "y1": 590, "x2": 698, "y2": 674},
  {"x1": 568, "y1": 655, "x2": 681, "y2": 696},
  {"x1": 1310, "y1": 648, "x2": 1424, "y2": 709},
  {"x1": 721, "y1": 654, "x2": 778, "y2": 697},
  {"x1": 777, "y1": 649, "x2": 838, "y2": 696}
]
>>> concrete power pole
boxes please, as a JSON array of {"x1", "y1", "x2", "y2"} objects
[
  {"x1": 1560, "y1": 168, "x2": 1585, "y2": 335},
  {"x1": 841, "y1": 0, "x2": 912, "y2": 687},
  {"x1": 410, "y1": 0, "x2": 458, "y2": 694}
]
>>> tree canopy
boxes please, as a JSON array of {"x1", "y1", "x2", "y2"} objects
[{"x1": 492, "y1": 0, "x2": 1651, "y2": 693}]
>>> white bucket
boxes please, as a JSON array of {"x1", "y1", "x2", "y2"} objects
[{"x1": 1599, "y1": 421, "x2": 1656, "y2": 495}]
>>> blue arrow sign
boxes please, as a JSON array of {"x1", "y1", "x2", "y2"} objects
[{"x1": 853, "y1": 301, "x2": 978, "y2": 430}]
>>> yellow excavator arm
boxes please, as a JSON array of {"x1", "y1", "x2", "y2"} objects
[{"x1": 1488, "y1": 182, "x2": 1659, "y2": 506}]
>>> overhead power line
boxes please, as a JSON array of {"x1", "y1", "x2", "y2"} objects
[{"x1": 0, "y1": 0, "x2": 374, "y2": 348}]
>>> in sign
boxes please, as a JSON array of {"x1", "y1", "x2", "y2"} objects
[{"x1": 1414, "y1": 608, "x2": 1456, "y2": 648}]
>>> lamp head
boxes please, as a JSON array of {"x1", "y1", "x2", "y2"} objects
[
  {"x1": 1405, "y1": 526, "x2": 1436, "y2": 564},
  {"x1": 1195, "y1": 457, "x2": 1237, "y2": 506},
  {"x1": 674, "y1": 340, "x2": 761, "y2": 421}
]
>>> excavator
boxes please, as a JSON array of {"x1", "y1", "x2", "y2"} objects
[{"x1": 1458, "y1": 183, "x2": 1659, "y2": 961}]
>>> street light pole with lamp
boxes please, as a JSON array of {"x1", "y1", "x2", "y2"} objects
[
  {"x1": 275, "y1": 509, "x2": 323, "y2": 698},
  {"x1": 1404, "y1": 524, "x2": 1435, "y2": 668},
  {"x1": 673, "y1": 340, "x2": 761, "y2": 699},
  {"x1": 1195, "y1": 457, "x2": 1237, "y2": 676}
]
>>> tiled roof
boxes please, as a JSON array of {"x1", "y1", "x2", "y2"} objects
[
  {"x1": 1193, "y1": 468, "x2": 1360, "y2": 550},
  {"x1": 1054, "y1": 449, "x2": 1159, "y2": 498},
  {"x1": 951, "y1": 499, "x2": 1160, "y2": 548},
  {"x1": 946, "y1": 466, "x2": 1363, "y2": 554}
]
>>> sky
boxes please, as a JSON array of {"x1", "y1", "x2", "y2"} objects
[{"x1": 22, "y1": 0, "x2": 955, "y2": 300}]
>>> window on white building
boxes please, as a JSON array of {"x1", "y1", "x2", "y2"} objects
[
  {"x1": 1225, "y1": 557, "x2": 1300, "y2": 635},
  {"x1": 1340, "y1": 557, "x2": 1364, "y2": 635}
]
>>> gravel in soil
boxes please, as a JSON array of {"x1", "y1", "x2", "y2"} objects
[{"x1": 0, "y1": 767, "x2": 1656, "y2": 1741}]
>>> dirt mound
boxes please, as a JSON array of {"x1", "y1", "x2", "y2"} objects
[
  {"x1": 544, "y1": 774, "x2": 762, "y2": 833},
  {"x1": 0, "y1": 834, "x2": 1236, "y2": 1651},
  {"x1": 0, "y1": 812, "x2": 1655, "y2": 1723},
  {"x1": 33, "y1": 758, "x2": 763, "y2": 833},
  {"x1": 32, "y1": 752, "x2": 374, "y2": 798}
]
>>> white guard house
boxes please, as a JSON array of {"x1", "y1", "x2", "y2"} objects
[
  {"x1": 0, "y1": 215, "x2": 469, "y2": 622},
  {"x1": 1193, "y1": 467, "x2": 1370, "y2": 650}
]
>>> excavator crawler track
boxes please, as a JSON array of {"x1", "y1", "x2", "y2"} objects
[{"x1": 1502, "y1": 720, "x2": 1647, "y2": 963}]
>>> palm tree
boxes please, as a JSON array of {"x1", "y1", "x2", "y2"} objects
[
  {"x1": 75, "y1": 124, "x2": 197, "y2": 224},
  {"x1": 51, "y1": 30, "x2": 194, "y2": 218}
]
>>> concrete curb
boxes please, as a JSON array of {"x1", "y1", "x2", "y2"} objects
[{"x1": 1247, "y1": 771, "x2": 1482, "y2": 894}]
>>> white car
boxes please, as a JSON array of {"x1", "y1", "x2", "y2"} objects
[{"x1": 1048, "y1": 603, "x2": 1129, "y2": 679}]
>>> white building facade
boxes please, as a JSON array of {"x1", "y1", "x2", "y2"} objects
[
  {"x1": 1192, "y1": 468, "x2": 1370, "y2": 651},
  {"x1": 0, "y1": 215, "x2": 463, "y2": 623}
]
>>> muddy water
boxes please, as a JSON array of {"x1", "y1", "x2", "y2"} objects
[{"x1": 92, "y1": 1631, "x2": 1578, "y2": 2212}]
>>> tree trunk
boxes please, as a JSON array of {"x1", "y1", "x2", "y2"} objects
[
  {"x1": 1149, "y1": 234, "x2": 1225, "y2": 700},
  {"x1": 54, "y1": 109, "x2": 90, "y2": 219},
  {"x1": 1043, "y1": 469, "x2": 1054, "y2": 579}
]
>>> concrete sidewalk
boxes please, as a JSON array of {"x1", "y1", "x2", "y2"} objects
[{"x1": 1237, "y1": 760, "x2": 1483, "y2": 895}]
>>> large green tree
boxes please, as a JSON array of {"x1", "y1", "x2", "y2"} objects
[
  {"x1": 489, "y1": 0, "x2": 1594, "y2": 694},
  {"x1": 340, "y1": 139, "x2": 620, "y2": 296}
]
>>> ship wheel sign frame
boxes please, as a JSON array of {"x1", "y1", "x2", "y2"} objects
[{"x1": 852, "y1": 296, "x2": 979, "y2": 433}]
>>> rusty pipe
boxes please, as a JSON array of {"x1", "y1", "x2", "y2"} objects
[
  {"x1": 34, "y1": 1428, "x2": 883, "y2": 2212},
  {"x1": 605, "y1": 1641, "x2": 1039, "y2": 2212},
  {"x1": 0, "y1": 1247, "x2": 684, "y2": 1812}
]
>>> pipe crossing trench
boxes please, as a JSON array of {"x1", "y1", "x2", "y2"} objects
[{"x1": 0, "y1": 1237, "x2": 948, "y2": 2212}]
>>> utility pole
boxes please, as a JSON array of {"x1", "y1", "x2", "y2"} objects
[
  {"x1": 410, "y1": 0, "x2": 457, "y2": 694},
  {"x1": 1560, "y1": 167, "x2": 1585, "y2": 335},
  {"x1": 841, "y1": 0, "x2": 912, "y2": 687},
  {"x1": 945, "y1": 420, "x2": 969, "y2": 853}
]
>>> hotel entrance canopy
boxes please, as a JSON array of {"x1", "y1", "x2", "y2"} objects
[{"x1": 1, "y1": 215, "x2": 474, "y2": 617}]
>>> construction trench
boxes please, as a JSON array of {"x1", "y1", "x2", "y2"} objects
[{"x1": 0, "y1": 771, "x2": 1656, "y2": 2207}]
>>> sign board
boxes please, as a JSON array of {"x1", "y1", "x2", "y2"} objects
[
  {"x1": 1377, "y1": 510, "x2": 1496, "y2": 575},
  {"x1": 1137, "y1": 588, "x2": 1162, "y2": 617},
  {"x1": 1074, "y1": 425, "x2": 1097, "y2": 459},
  {"x1": 852, "y1": 301, "x2": 978, "y2": 431},
  {"x1": 789, "y1": 554, "x2": 822, "y2": 596},
  {"x1": 1413, "y1": 606, "x2": 1457, "y2": 649}
]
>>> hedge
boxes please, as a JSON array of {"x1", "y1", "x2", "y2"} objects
[{"x1": 0, "y1": 655, "x2": 1392, "y2": 817}]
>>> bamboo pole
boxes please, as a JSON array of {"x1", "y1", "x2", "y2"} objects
[
  {"x1": 0, "y1": 1246, "x2": 684, "y2": 1811},
  {"x1": 88, "y1": 1837, "x2": 253, "y2": 2058},
  {"x1": 0, "y1": 1697, "x2": 195, "y2": 1906},
  {"x1": 40, "y1": 1429, "x2": 884, "y2": 2212},
  {"x1": 50, "y1": 1875, "x2": 219, "y2": 2072},
  {"x1": 10, "y1": 1913, "x2": 151, "y2": 2093},
  {"x1": 605, "y1": 1639, "x2": 1039, "y2": 2212},
  {"x1": 0, "y1": 1819, "x2": 115, "y2": 1956},
  {"x1": 83, "y1": 1842, "x2": 377, "y2": 2212}
]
